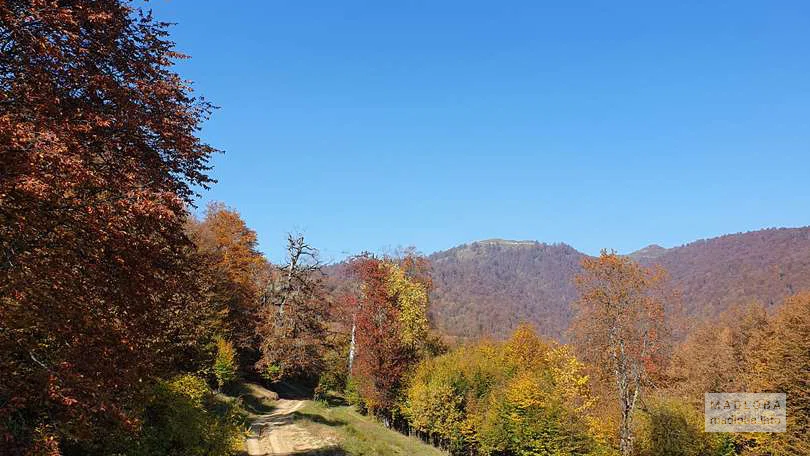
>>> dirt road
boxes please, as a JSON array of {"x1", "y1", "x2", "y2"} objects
[{"x1": 244, "y1": 389, "x2": 335, "y2": 455}]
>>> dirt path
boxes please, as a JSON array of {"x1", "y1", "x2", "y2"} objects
[{"x1": 244, "y1": 389, "x2": 334, "y2": 455}]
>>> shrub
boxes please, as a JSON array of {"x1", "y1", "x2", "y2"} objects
[
  {"x1": 133, "y1": 374, "x2": 244, "y2": 456},
  {"x1": 261, "y1": 363, "x2": 283, "y2": 382},
  {"x1": 345, "y1": 377, "x2": 367, "y2": 414},
  {"x1": 315, "y1": 347, "x2": 349, "y2": 402},
  {"x1": 633, "y1": 397, "x2": 727, "y2": 456},
  {"x1": 213, "y1": 336, "x2": 238, "y2": 390}
]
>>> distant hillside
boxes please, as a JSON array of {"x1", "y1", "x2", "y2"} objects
[
  {"x1": 428, "y1": 240, "x2": 584, "y2": 340},
  {"x1": 638, "y1": 227, "x2": 810, "y2": 316},
  {"x1": 427, "y1": 227, "x2": 810, "y2": 341},
  {"x1": 628, "y1": 244, "x2": 669, "y2": 262}
]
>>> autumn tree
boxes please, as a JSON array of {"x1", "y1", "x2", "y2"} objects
[
  {"x1": 345, "y1": 253, "x2": 431, "y2": 423},
  {"x1": 255, "y1": 234, "x2": 330, "y2": 381},
  {"x1": 668, "y1": 301, "x2": 767, "y2": 407},
  {"x1": 746, "y1": 292, "x2": 810, "y2": 455},
  {"x1": 405, "y1": 324, "x2": 604, "y2": 455},
  {"x1": 0, "y1": 1, "x2": 216, "y2": 453},
  {"x1": 571, "y1": 251, "x2": 671, "y2": 456},
  {"x1": 213, "y1": 336, "x2": 238, "y2": 391},
  {"x1": 186, "y1": 202, "x2": 268, "y2": 349},
  {"x1": 479, "y1": 328, "x2": 599, "y2": 456},
  {"x1": 656, "y1": 293, "x2": 809, "y2": 456}
]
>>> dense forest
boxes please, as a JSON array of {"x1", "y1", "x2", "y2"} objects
[
  {"x1": 1, "y1": 2, "x2": 808, "y2": 456},
  {"x1": 428, "y1": 228, "x2": 810, "y2": 340},
  {"x1": 429, "y1": 240, "x2": 584, "y2": 340}
]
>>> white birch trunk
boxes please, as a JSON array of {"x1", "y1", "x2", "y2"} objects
[{"x1": 348, "y1": 319, "x2": 356, "y2": 373}]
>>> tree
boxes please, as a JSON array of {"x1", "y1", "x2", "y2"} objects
[
  {"x1": 134, "y1": 374, "x2": 243, "y2": 456},
  {"x1": 658, "y1": 295, "x2": 809, "y2": 456},
  {"x1": 479, "y1": 336, "x2": 599, "y2": 456},
  {"x1": 255, "y1": 234, "x2": 329, "y2": 381},
  {"x1": 405, "y1": 324, "x2": 605, "y2": 455},
  {"x1": 0, "y1": 1, "x2": 216, "y2": 452},
  {"x1": 213, "y1": 337, "x2": 238, "y2": 391},
  {"x1": 633, "y1": 396, "x2": 723, "y2": 456},
  {"x1": 345, "y1": 253, "x2": 431, "y2": 422},
  {"x1": 187, "y1": 203, "x2": 268, "y2": 349},
  {"x1": 746, "y1": 292, "x2": 810, "y2": 455},
  {"x1": 668, "y1": 302, "x2": 767, "y2": 407},
  {"x1": 571, "y1": 251, "x2": 671, "y2": 456},
  {"x1": 384, "y1": 257, "x2": 430, "y2": 349}
]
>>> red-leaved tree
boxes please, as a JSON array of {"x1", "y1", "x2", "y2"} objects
[
  {"x1": 1, "y1": 1, "x2": 216, "y2": 453},
  {"x1": 344, "y1": 254, "x2": 431, "y2": 425}
]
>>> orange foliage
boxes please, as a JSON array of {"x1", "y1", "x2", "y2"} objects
[
  {"x1": 187, "y1": 202, "x2": 268, "y2": 348},
  {"x1": 572, "y1": 251, "x2": 672, "y2": 456}
]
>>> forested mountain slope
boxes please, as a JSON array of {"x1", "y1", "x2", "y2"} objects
[
  {"x1": 428, "y1": 240, "x2": 584, "y2": 339},
  {"x1": 639, "y1": 227, "x2": 810, "y2": 317},
  {"x1": 427, "y1": 227, "x2": 810, "y2": 340}
]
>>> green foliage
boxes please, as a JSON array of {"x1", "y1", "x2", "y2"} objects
[
  {"x1": 345, "y1": 377, "x2": 368, "y2": 415},
  {"x1": 167, "y1": 374, "x2": 211, "y2": 408},
  {"x1": 261, "y1": 363, "x2": 283, "y2": 382},
  {"x1": 132, "y1": 375, "x2": 244, "y2": 456},
  {"x1": 715, "y1": 435, "x2": 738, "y2": 456},
  {"x1": 633, "y1": 397, "x2": 731, "y2": 456},
  {"x1": 296, "y1": 400, "x2": 446, "y2": 456},
  {"x1": 315, "y1": 347, "x2": 349, "y2": 401},
  {"x1": 213, "y1": 336, "x2": 238, "y2": 389}
]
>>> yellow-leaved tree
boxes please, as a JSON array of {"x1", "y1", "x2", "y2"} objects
[
  {"x1": 385, "y1": 262, "x2": 430, "y2": 348},
  {"x1": 406, "y1": 324, "x2": 610, "y2": 455}
]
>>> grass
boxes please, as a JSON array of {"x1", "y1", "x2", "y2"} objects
[{"x1": 291, "y1": 399, "x2": 446, "y2": 456}]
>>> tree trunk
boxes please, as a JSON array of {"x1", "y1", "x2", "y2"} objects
[
  {"x1": 348, "y1": 319, "x2": 356, "y2": 372},
  {"x1": 619, "y1": 405, "x2": 633, "y2": 456}
]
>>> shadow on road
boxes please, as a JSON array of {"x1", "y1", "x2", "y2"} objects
[
  {"x1": 289, "y1": 410, "x2": 346, "y2": 428},
  {"x1": 226, "y1": 382, "x2": 278, "y2": 415},
  {"x1": 238, "y1": 447, "x2": 348, "y2": 456},
  {"x1": 271, "y1": 380, "x2": 315, "y2": 400}
]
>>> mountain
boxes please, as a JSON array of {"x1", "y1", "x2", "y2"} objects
[
  {"x1": 428, "y1": 240, "x2": 584, "y2": 340},
  {"x1": 427, "y1": 227, "x2": 810, "y2": 341},
  {"x1": 636, "y1": 227, "x2": 810, "y2": 316},
  {"x1": 628, "y1": 244, "x2": 668, "y2": 262}
]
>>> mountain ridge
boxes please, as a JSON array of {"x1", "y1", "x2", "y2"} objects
[{"x1": 427, "y1": 226, "x2": 810, "y2": 340}]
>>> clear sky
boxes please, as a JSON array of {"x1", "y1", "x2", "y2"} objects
[{"x1": 147, "y1": 1, "x2": 810, "y2": 263}]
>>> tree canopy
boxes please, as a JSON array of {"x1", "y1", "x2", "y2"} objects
[{"x1": 1, "y1": 1, "x2": 216, "y2": 452}]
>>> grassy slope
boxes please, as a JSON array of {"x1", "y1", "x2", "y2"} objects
[{"x1": 293, "y1": 400, "x2": 446, "y2": 456}]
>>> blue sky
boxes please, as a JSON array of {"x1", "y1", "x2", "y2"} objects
[{"x1": 147, "y1": 1, "x2": 810, "y2": 263}]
